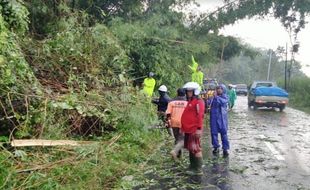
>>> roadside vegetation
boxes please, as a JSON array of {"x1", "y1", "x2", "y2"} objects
[
  {"x1": 284, "y1": 77, "x2": 310, "y2": 113},
  {"x1": 1, "y1": 0, "x2": 310, "y2": 189},
  {"x1": 0, "y1": 0, "x2": 245, "y2": 188}
]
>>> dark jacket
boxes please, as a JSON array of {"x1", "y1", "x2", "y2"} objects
[{"x1": 153, "y1": 92, "x2": 171, "y2": 112}]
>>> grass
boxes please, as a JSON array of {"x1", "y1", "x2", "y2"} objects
[
  {"x1": 0, "y1": 93, "x2": 165, "y2": 190},
  {"x1": 289, "y1": 104, "x2": 310, "y2": 114},
  {"x1": 278, "y1": 77, "x2": 310, "y2": 114},
  {"x1": 0, "y1": 128, "x2": 164, "y2": 190}
]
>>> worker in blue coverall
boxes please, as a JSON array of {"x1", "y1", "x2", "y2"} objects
[{"x1": 209, "y1": 84, "x2": 230, "y2": 157}]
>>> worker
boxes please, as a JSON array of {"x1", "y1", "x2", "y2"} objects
[
  {"x1": 188, "y1": 56, "x2": 204, "y2": 89},
  {"x1": 142, "y1": 72, "x2": 156, "y2": 97},
  {"x1": 152, "y1": 85, "x2": 171, "y2": 133},
  {"x1": 153, "y1": 85, "x2": 171, "y2": 112},
  {"x1": 191, "y1": 67, "x2": 204, "y2": 89},
  {"x1": 205, "y1": 83, "x2": 216, "y2": 113},
  {"x1": 227, "y1": 84, "x2": 237, "y2": 109},
  {"x1": 188, "y1": 55, "x2": 198, "y2": 72},
  {"x1": 181, "y1": 82, "x2": 205, "y2": 173},
  {"x1": 166, "y1": 88, "x2": 188, "y2": 160},
  {"x1": 209, "y1": 84, "x2": 230, "y2": 157}
]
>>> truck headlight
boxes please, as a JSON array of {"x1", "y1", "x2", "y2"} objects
[
  {"x1": 255, "y1": 100, "x2": 266, "y2": 103},
  {"x1": 279, "y1": 100, "x2": 288, "y2": 104}
]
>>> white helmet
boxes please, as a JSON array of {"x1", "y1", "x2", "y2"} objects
[
  {"x1": 183, "y1": 82, "x2": 200, "y2": 95},
  {"x1": 148, "y1": 72, "x2": 154, "y2": 77},
  {"x1": 158, "y1": 85, "x2": 168, "y2": 92}
]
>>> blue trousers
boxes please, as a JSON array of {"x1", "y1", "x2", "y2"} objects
[{"x1": 211, "y1": 132, "x2": 230, "y2": 150}]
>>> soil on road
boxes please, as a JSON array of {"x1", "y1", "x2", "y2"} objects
[{"x1": 131, "y1": 96, "x2": 310, "y2": 190}]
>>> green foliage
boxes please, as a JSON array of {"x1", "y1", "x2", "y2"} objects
[
  {"x1": 0, "y1": 2, "x2": 43, "y2": 138},
  {"x1": 0, "y1": 3, "x2": 37, "y2": 93},
  {"x1": 0, "y1": 0, "x2": 29, "y2": 34},
  {"x1": 0, "y1": 0, "x2": 258, "y2": 139},
  {"x1": 76, "y1": 0, "x2": 144, "y2": 21},
  {"x1": 0, "y1": 129, "x2": 163, "y2": 189},
  {"x1": 24, "y1": 0, "x2": 65, "y2": 36},
  {"x1": 109, "y1": 15, "x2": 241, "y2": 93},
  {"x1": 24, "y1": 13, "x2": 129, "y2": 87},
  {"x1": 221, "y1": 48, "x2": 305, "y2": 84},
  {"x1": 195, "y1": 0, "x2": 310, "y2": 39},
  {"x1": 279, "y1": 77, "x2": 310, "y2": 113},
  {"x1": 0, "y1": 146, "x2": 14, "y2": 189},
  {"x1": 110, "y1": 18, "x2": 186, "y2": 91},
  {"x1": 0, "y1": 0, "x2": 287, "y2": 189}
]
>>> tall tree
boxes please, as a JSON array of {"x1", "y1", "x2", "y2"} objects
[{"x1": 194, "y1": 0, "x2": 310, "y2": 39}]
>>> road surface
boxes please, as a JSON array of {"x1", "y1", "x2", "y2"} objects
[
  {"x1": 226, "y1": 96, "x2": 310, "y2": 190},
  {"x1": 132, "y1": 96, "x2": 310, "y2": 190}
]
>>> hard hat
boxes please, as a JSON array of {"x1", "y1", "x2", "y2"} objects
[
  {"x1": 158, "y1": 85, "x2": 168, "y2": 92},
  {"x1": 148, "y1": 72, "x2": 154, "y2": 77},
  {"x1": 183, "y1": 82, "x2": 199, "y2": 90},
  {"x1": 228, "y1": 84, "x2": 233, "y2": 87},
  {"x1": 194, "y1": 89, "x2": 201, "y2": 95},
  {"x1": 183, "y1": 82, "x2": 200, "y2": 95}
]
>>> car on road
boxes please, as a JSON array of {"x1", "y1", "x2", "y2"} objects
[
  {"x1": 235, "y1": 84, "x2": 248, "y2": 96},
  {"x1": 248, "y1": 81, "x2": 289, "y2": 111}
]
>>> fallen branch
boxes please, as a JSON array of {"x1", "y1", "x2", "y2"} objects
[
  {"x1": 16, "y1": 157, "x2": 76, "y2": 173},
  {"x1": 11, "y1": 139, "x2": 96, "y2": 147},
  {"x1": 107, "y1": 133, "x2": 122, "y2": 148}
]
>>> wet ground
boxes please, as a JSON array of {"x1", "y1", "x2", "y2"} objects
[{"x1": 130, "y1": 96, "x2": 310, "y2": 190}]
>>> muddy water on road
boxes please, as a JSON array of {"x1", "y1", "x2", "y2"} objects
[{"x1": 131, "y1": 96, "x2": 310, "y2": 190}]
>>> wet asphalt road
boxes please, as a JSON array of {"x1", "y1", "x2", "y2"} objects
[
  {"x1": 227, "y1": 96, "x2": 310, "y2": 190},
  {"x1": 133, "y1": 96, "x2": 310, "y2": 190}
]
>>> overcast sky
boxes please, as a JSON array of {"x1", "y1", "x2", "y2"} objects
[{"x1": 194, "y1": 0, "x2": 310, "y2": 76}]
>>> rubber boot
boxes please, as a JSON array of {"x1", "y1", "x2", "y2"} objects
[
  {"x1": 188, "y1": 152, "x2": 195, "y2": 170},
  {"x1": 212, "y1": 148, "x2": 219, "y2": 155},
  {"x1": 223, "y1": 150, "x2": 229, "y2": 158},
  {"x1": 194, "y1": 157, "x2": 203, "y2": 175},
  {"x1": 186, "y1": 153, "x2": 195, "y2": 175},
  {"x1": 177, "y1": 149, "x2": 182, "y2": 158},
  {"x1": 187, "y1": 154, "x2": 203, "y2": 175}
]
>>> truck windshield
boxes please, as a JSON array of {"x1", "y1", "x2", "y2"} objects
[
  {"x1": 256, "y1": 83, "x2": 273, "y2": 87},
  {"x1": 236, "y1": 84, "x2": 247, "y2": 89}
]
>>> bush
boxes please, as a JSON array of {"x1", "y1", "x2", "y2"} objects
[{"x1": 286, "y1": 77, "x2": 310, "y2": 113}]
